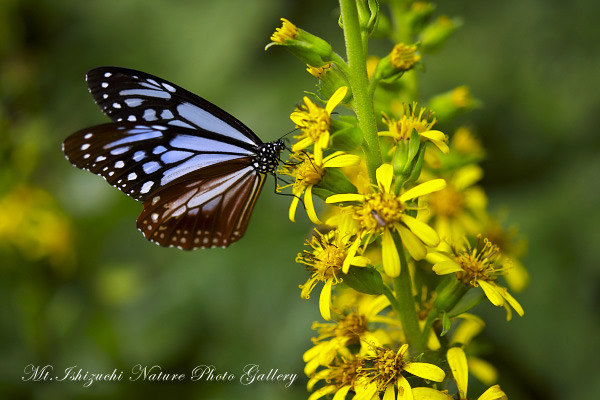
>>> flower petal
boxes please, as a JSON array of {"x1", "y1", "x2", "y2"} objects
[
  {"x1": 397, "y1": 225, "x2": 427, "y2": 260},
  {"x1": 478, "y1": 280, "x2": 504, "y2": 307},
  {"x1": 332, "y1": 385, "x2": 351, "y2": 400},
  {"x1": 400, "y1": 179, "x2": 447, "y2": 202},
  {"x1": 319, "y1": 279, "x2": 333, "y2": 321},
  {"x1": 383, "y1": 384, "x2": 396, "y2": 400},
  {"x1": 500, "y1": 289, "x2": 524, "y2": 317},
  {"x1": 447, "y1": 347, "x2": 468, "y2": 398},
  {"x1": 323, "y1": 154, "x2": 361, "y2": 168},
  {"x1": 478, "y1": 384, "x2": 507, "y2": 400},
  {"x1": 420, "y1": 130, "x2": 449, "y2": 154},
  {"x1": 326, "y1": 193, "x2": 365, "y2": 203},
  {"x1": 432, "y1": 260, "x2": 463, "y2": 275},
  {"x1": 412, "y1": 387, "x2": 453, "y2": 400},
  {"x1": 342, "y1": 237, "x2": 361, "y2": 273},
  {"x1": 376, "y1": 164, "x2": 394, "y2": 193},
  {"x1": 288, "y1": 195, "x2": 300, "y2": 223},
  {"x1": 305, "y1": 185, "x2": 322, "y2": 225},
  {"x1": 397, "y1": 374, "x2": 414, "y2": 400},
  {"x1": 403, "y1": 362, "x2": 445, "y2": 382},
  {"x1": 308, "y1": 385, "x2": 338, "y2": 400},
  {"x1": 382, "y1": 229, "x2": 401, "y2": 277},
  {"x1": 325, "y1": 86, "x2": 348, "y2": 113},
  {"x1": 402, "y1": 215, "x2": 440, "y2": 247},
  {"x1": 292, "y1": 137, "x2": 313, "y2": 152}
]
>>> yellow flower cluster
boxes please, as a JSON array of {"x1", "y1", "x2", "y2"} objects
[{"x1": 268, "y1": 3, "x2": 525, "y2": 399}]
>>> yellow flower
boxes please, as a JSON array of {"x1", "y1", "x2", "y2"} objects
[
  {"x1": 307, "y1": 354, "x2": 361, "y2": 400},
  {"x1": 419, "y1": 164, "x2": 487, "y2": 244},
  {"x1": 327, "y1": 164, "x2": 446, "y2": 277},
  {"x1": 291, "y1": 86, "x2": 348, "y2": 164},
  {"x1": 269, "y1": 17, "x2": 298, "y2": 43},
  {"x1": 304, "y1": 294, "x2": 391, "y2": 375},
  {"x1": 297, "y1": 228, "x2": 370, "y2": 320},
  {"x1": 279, "y1": 151, "x2": 360, "y2": 224},
  {"x1": 355, "y1": 344, "x2": 445, "y2": 400},
  {"x1": 379, "y1": 104, "x2": 449, "y2": 155},
  {"x1": 431, "y1": 236, "x2": 524, "y2": 320}
]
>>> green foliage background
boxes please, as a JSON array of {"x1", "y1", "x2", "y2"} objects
[{"x1": 1, "y1": 1, "x2": 599, "y2": 399}]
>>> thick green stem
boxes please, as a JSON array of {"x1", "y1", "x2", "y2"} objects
[
  {"x1": 392, "y1": 233, "x2": 425, "y2": 354},
  {"x1": 339, "y1": 0, "x2": 381, "y2": 183}
]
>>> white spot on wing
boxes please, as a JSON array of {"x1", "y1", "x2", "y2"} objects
[
  {"x1": 152, "y1": 146, "x2": 167, "y2": 154},
  {"x1": 115, "y1": 160, "x2": 125, "y2": 168},
  {"x1": 141, "y1": 181, "x2": 154, "y2": 194},
  {"x1": 104, "y1": 72, "x2": 112, "y2": 77},
  {"x1": 110, "y1": 146, "x2": 130, "y2": 155},
  {"x1": 143, "y1": 161, "x2": 161, "y2": 174},
  {"x1": 102, "y1": 82, "x2": 108, "y2": 88},
  {"x1": 133, "y1": 151, "x2": 146, "y2": 161},
  {"x1": 104, "y1": 130, "x2": 162, "y2": 148},
  {"x1": 127, "y1": 115, "x2": 137, "y2": 122},
  {"x1": 160, "y1": 109, "x2": 174, "y2": 119},
  {"x1": 125, "y1": 98, "x2": 144, "y2": 107},
  {"x1": 84, "y1": 133, "x2": 93, "y2": 139},
  {"x1": 162, "y1": 83, "x2": 176, "y2": 92},
  {"x1": 143, "y1": 109, "x2": 157, "y2": 121},
  {"x1": 128, "y1": 172, "x2": 137, "y2": 181},
  {"x1": 81, "y1": 143, "x2": 90, "y2": 150}
]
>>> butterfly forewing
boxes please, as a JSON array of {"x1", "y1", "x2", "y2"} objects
[
  {"x1": 85, "y1": 67, "x2": 262, "y2": 147},
  {"x1": 63, "y1": 66, "x2": 284, "y2": 249},
  {"x1": 137, "y1": 160, "x2": 266, "y2": 249}
]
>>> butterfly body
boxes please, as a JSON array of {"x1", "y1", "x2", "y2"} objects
[{"x1": 63, "y1": 67, "x2": 283, "y2": 249}]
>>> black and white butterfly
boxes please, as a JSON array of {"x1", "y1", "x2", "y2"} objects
[{"x1": 63, "y1": 67, "x2": 284, "y2": 250}]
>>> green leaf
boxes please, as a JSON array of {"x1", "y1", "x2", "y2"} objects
[{"x1": 343, "y1": 265, "x2": 384, "y2": 295}]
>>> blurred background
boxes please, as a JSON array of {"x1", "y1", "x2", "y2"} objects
[{"x1": 1, "y1": 0, "x2": 599, "y2": 399}]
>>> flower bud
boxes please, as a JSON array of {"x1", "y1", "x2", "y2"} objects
[
  {"x1": 427, "y1": 86, "x2": 480, "y2": 122},
  {"x1": 373, "y1": 43, "x2": 421, "y2": 81},
  {"x1": 419, "y1": 15, "x2": 462, "y2": 53},
  {"x1": 433, "y1": 275, "x2": 469, "y2": 313},
  {"x1": 357, "y1": 0, "x2": 380, "y2": 37},
  {"x1": 266, "y1": 18, "x2": 333, "y2": 67}
]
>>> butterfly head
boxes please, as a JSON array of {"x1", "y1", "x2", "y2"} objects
[{"x1": 254, "y1": 139, "x2": 285, "y2": 174}]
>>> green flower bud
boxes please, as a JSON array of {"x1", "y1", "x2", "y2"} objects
[
  {"x1": 419, "y1": 15, "x2": 462, "y2": 53},
  {"x1": 427, "y1": 85, "x2": 481, "y2": 122},
  {"x1": 357, "y1": 0, "x2": 380, "y2": 37},
  {"x1": 373, "y1": 43, "x2": 421, "y2": 81},
  {"x1": 433, "y1": 275, "x2": 469, "y2": 313},
  {"x1": 266, "y1": 18, "x2": 333, "y2": 67}
]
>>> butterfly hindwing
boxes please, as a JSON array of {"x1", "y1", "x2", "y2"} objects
[
  {"x1": 137, "y1": 160, "x2": 266, "y2": 249},
  {"x1": 85, "y1": 67, "x2": 262, "y2": 147}
]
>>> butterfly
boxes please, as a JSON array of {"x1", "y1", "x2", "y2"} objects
[{"x1": 63, "y1": 67, "x2": 285, "y2": 250}]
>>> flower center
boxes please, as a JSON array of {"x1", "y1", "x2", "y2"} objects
[
  {"x1": 314, "y1": 246, "x2": 346, "y2": 280},
  {"x1": 454, "y1": 237, "x2": 501, "y2": 286},
  {"x1": 382, "y1": 103, "x2": 435, "y2": 142},
  {"x1": 429, "y1": 186, "x2": 464, "y2": 218},
  {"x1": 336, "y1": 313, "x2": 368, "y2": 339},
  {"x1": 299, "y1": 106, "x2": 331, "y2": 142},
  {"x1": 389, "y1": 43, "x2": 421, "y2": 71},
  {"x1": 294, "y1": 159, "x2": 325, "y2": 191},
  {"x1": 353, "y1": 192, "x2": 405, "y2": 232},
  {"x1": 358, "y1": 348, "x2": 405, "y2": 392}
]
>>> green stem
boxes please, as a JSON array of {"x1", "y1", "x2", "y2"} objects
[
  {"x1": 392, "y1": 233, "x2": 425, "y2": 354},
  {"x1": 421, "y1": 307, "x2": 439, "y2": 344},
  {"x1": 339, "y1": 0, "x2": 381, "y2": 183}
]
